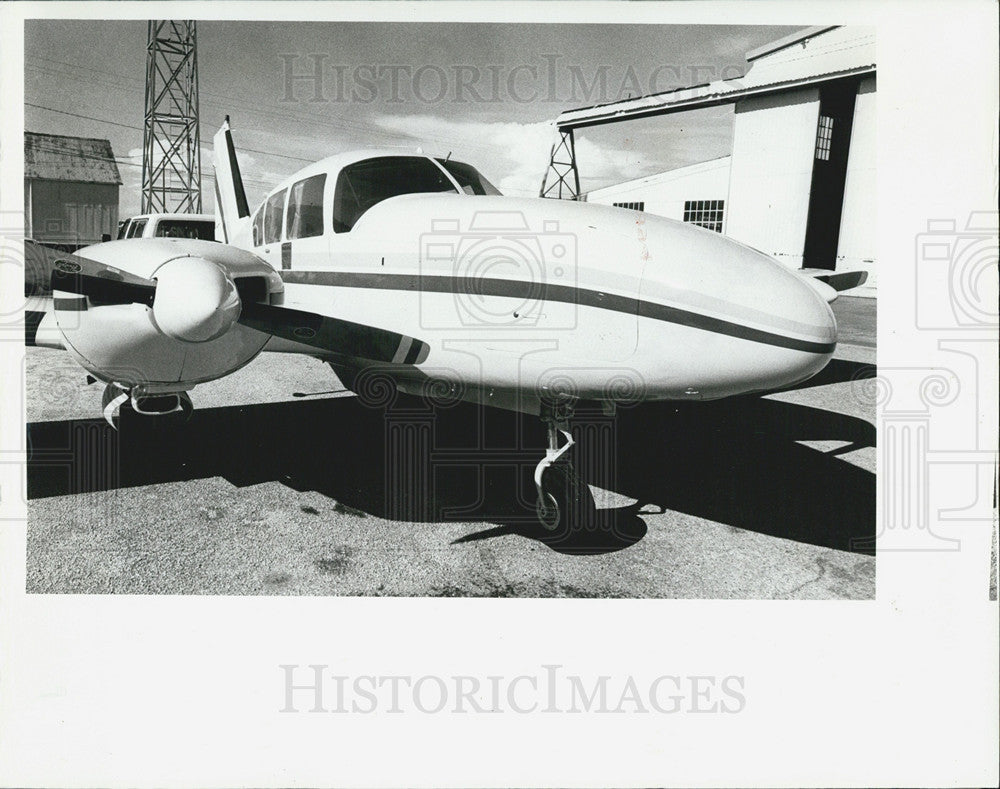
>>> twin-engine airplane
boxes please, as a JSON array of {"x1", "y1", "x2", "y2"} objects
[{"x1": 30, "y1": 118, "x2": 865, "y2": 532}]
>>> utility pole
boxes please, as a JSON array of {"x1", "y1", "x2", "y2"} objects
[{"x1": 141, "y1": 20, "x2": 201, "y2": 213}]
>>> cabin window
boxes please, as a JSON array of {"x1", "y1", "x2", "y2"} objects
[
  {"x1": 286, "y1": 173, "x2": 327, "y2": 240},
  {"x1": 333, "y1": 156, "x2": 457, "y2": 233},
  {"x1": 683, "y1": 200, "x2": 725, "y2": 233},
  {"x1": 436, "y1": 159, "x2": 502, "y2": 195},
  {"x1": 613, "y1": 201, "x2": 645, "y2": 211},
  {"x1": 264, "y1": 189, "x2": 286, "y2": 244},
  {"x1": 252, "y1": 206, "x2": 264, "y2": 246}
]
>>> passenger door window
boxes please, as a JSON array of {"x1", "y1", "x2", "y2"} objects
[
  {"x1": 264, "y1": 189, "x2": 286, "y2": 244},
  {"x1": 286, "y1": 174, "x2": 327, "y2": 240}
]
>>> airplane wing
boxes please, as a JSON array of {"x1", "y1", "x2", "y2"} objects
[{"x1": 25, "y1": 296, "x2": 63, "y2": 350}]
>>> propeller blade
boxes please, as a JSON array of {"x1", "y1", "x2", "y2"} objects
[
  {"x1": 238, "y1": 301, "x2": 430, "y2": 365},
  {"x1": 50, "y1": 254, "x2": 157, "y2": 307}
]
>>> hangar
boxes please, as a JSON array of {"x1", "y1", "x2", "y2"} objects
[{"x1": 547, "y1": 26, "x2": 876, "y2": 294}]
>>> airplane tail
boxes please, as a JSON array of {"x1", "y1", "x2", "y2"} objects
[{"x1": 212, "y1": 117, "x2": 253, "y2": 245}]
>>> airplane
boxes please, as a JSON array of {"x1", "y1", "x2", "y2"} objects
[{"x1": 28, "y1": 117, "x2": 866, "y2": 534}]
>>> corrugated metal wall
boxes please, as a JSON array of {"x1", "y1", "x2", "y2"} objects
[
  {"x1": 28, "y1": 180, "x2": 118, "y2": 247},
  {"x1": 725, "y1": 87, "x2": 821, "y2": 268}
]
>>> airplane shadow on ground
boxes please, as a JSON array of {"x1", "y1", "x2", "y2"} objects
[{"x1": 26, "y1": 360, "x2": 876, "y2": 556}]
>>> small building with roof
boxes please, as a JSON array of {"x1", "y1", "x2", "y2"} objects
[
  {"x1": 25, "y1": 131, "x2": 122, "y2": 250},
  {"x1": 557, "y1": 26, "x2": 876, "y2": 294}
]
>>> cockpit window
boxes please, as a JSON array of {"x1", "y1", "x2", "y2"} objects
[
  {"x1": 333, "y1": 156, "x2": 457, "y2": 233},
  {"x1": 436, "y1": 159, "x2": 502, "y2": 195}
]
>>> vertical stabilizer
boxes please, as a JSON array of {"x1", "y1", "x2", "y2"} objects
[{"x1": 212, "y1": 117, "x2": 252, "y2": 246}]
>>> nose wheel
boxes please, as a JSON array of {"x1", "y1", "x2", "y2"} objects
[{"x1": 533, "y1": 402, "x2": 591, "y2": 534}]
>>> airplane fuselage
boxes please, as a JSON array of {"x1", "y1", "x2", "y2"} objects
[
  {"x1": 254, "y1": 191, "x2": 836, "y2": 413},
  {"x1": 48, "y1": 147, "x2": 837, "y2": 419}
]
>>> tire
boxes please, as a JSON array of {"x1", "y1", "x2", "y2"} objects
[{"x1": 534, "y1": 462, "x2": 596, "y2": 539}]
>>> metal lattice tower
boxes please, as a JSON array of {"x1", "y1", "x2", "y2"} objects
[
  {"x1": 539, "y1": 129, "x2": 581, "y2": 200},
  {"x1": 141, "y1": 20, "x2": 201, "y2": 213}
]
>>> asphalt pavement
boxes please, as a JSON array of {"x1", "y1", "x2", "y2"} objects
[{"x1": 24, "y1": 298, "x2": 877, "y2": 598}]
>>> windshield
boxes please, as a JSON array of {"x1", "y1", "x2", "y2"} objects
[
  {"x1": 126, "y1": 219, "x2": 147, "y2": 239},
  {"x1": 333, "y1": 156, "x2": 457, "y2": 233},
  {"x1": 154, "y1": 219, "x2": 215, "y2": 241},
  {"x1": 436, "y1": 159, "x2": 502, "y2": 195}
]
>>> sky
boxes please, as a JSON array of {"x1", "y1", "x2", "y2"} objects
[{"x1": 25, "y1": 20, "x2": 796, "y2": 216}]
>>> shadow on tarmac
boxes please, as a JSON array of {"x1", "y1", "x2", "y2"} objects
[{"x1": 26, "y1": 360, "x2": 876, "y2": 556}]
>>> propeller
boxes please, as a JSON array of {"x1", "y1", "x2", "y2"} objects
[
  {"x1": 50, "y1": 253, "x2": 429, "y2": 364},
  {"x1": 51, "y1": 254, "x2": 156, "y2": 307}
]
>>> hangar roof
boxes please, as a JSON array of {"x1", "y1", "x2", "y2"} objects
[
  {"x1": 556, "y1": 26, "x2": 875, "y2": 131},
  {"x1": 25, "y1": 132, "x2": 123, "y2": 185}
]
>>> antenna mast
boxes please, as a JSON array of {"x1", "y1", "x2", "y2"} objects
[{"x1": 141, "y1": 20, "x2": 202, "y2": 213}]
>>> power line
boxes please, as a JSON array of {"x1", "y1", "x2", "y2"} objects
[
  {"x1": 24, "y1": 54, "x2": 509, "y2": 159},
  {"x1": 25, "y1": 101, "x2": 315, "y2": 164}
]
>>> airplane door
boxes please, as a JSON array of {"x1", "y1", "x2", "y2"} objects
[{"x1": 283, "y1": 173, "x2": 330, "y2": 271}]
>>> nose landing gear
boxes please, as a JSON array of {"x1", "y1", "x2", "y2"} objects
[
  {"x1": 101, "y1": 383, "x2": 194, "y2": 428},
  {"x1": 533, "y1": 401, "x2": 593, "y2": 534}
]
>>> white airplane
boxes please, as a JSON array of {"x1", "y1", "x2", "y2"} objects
[{"x1": 30, "y1": 117, "x2": 865, "y2": 533}]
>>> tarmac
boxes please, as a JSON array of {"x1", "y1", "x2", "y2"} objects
[{"x1": 23, "y1": 298, "x2": 877, "y2": 598}]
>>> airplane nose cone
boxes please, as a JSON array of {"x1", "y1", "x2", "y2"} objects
[{"x1": 635, "y1": 216, "x2": 838, "y2": 397}]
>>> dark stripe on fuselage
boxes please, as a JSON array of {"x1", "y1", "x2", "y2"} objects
[{"x1": 279, "y1": 270, "x2": 836, "y2": 355}]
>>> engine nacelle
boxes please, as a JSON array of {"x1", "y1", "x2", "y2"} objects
[{"x1": 52, "y1": 237, "x2": 283, "y2": 394}]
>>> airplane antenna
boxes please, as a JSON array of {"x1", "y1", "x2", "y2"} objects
[{"x1": 445, "y1": 151, "x2": 452, "y2": 162}]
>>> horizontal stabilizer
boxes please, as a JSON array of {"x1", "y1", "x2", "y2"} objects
[{"x1": 800, "y1": 269, "x2": 868, "y2": 292}]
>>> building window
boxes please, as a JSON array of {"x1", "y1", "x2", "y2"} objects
[
  {"x1": 815, "y1": 114, "x2": 834, "y2": 160},
  {"x1": 613, "y1": 201, "x2": 645, "y2": 211},
  {"x1": 683, "y1": 200, "x2": 725, "y2": 233}
]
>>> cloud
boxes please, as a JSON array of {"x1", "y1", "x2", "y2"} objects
[{"x1": 372, "y1": 113, "x2": 668, "y2": 198}]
